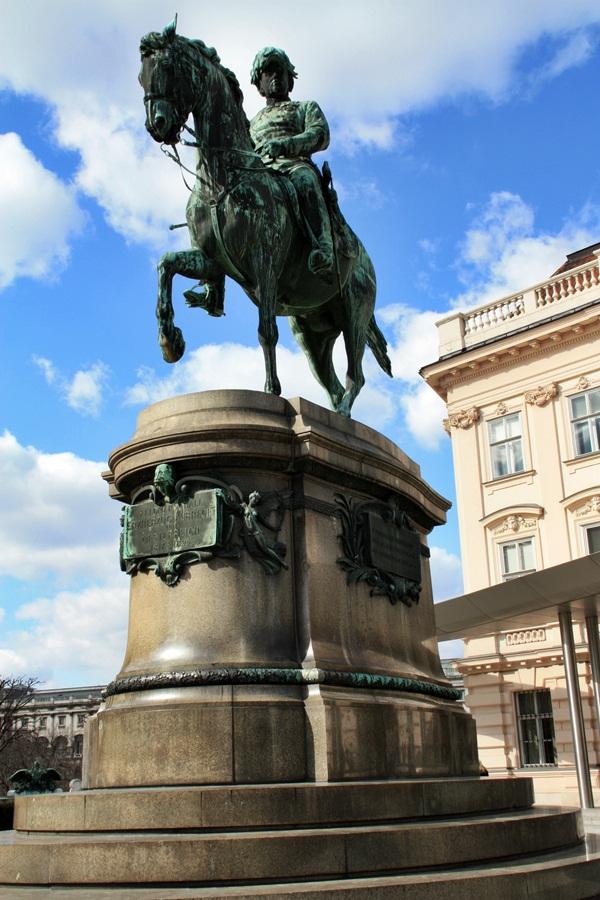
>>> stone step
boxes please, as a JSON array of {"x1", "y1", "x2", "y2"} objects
[
  {"x1": 0, "y1": 807, "x2": 583, "y2": 886},
  {"x1": 3, "y1": 843, "x2": 600, "y2": 899},
  {"x1": 14, "y1": 777, "x2": 533, "y2": 833}
]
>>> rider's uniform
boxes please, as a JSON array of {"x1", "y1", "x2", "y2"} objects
[{"x1": 249, "y1": 100, "x2": 333, "y2": 272}]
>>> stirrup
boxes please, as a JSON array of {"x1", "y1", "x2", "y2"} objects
[{"x1": 309, "y1": 248, "x2": 334, "y2": 284}]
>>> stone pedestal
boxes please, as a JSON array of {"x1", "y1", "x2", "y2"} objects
[
  {"x1": 3, "y1": 393, "x2": 600, "y2": 895},
  {"x1": 85, "y1": 390, "x2": 477, "y2": 788}
]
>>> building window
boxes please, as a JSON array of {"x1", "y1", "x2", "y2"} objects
[
  {"x1": 73, "y1": 735, "x2": 84, "y2": 756},
  {"x1": 499, "y1": 537, "x2": 536, "y2": 580},
  {"x1": 38, "y1": 716, "x2": 47, "y2": 729},
  {"x1": 584, "y1": 524, "x2": 600, "y2": 555},
  {"x1": 58, "y1": 715, "x2": 66, "y2": 728},
  {"x1": 515, "y1": 689, "x2": 557, "y2": 767},
  {"x1": 489, "y1": 413, "x2": 524, "y2": 478},
  {"x1": 570, "y1": 389, "x2": 600, "y2": 456},
  {"x1": 77, "y1": 714, "x2": 86, "y2": 728}
]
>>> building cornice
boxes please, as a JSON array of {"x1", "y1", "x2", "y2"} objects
[{"x1": 423, "y1": 307, "x2": 600, "y2": 401}]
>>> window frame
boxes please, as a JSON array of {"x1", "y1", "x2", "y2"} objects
[
  {"x1": 515, "y1": 689, "x2": 558, "y2": 768},
  {"x1": 583, "y1": 522, "x2": 600, "y2": 555},
  {"x1": 569, "y1": 388, "x2": 600, "y2": 457},
  {"x1": 499, "y1": 535, "x2": 536, "y2": 581},
  {"x1": 488, "y1": 412, "x2": 525, "y2": 479}
]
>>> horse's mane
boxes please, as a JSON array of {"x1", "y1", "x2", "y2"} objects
[{"x1": 140, "y1": 31, "x2": 246, "y2": 111}]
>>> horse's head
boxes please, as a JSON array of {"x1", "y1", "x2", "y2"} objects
[
  {"x1": 139, "y1": 19, "x2": 193, "y2": 145},
  {"x1": 140, "y1": 20, "x2": 249, "y2": 150}
]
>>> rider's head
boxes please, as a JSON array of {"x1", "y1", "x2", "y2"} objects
[{"x1": 250, "y1": 47, "x2": 297, "y2": 95}]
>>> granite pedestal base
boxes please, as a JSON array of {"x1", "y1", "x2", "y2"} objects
[
  {"x1": 4, "y1": 393, "x2": 597, "y2": 894},
  {"x1": 85, "y1": 391, "x2": 478, "y2": 788},
  {"x1": 4, "y1": 778, "x2": 600, "y2": 896}
]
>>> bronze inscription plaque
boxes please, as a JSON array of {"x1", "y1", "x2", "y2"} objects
[
  {"x1": 122, "y1": 489, "x2": 222, "y2": 559},
  {"x1": 365, "y1": 512, "x2": 421, "y2": 583}
]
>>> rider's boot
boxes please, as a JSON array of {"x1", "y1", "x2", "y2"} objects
[
  {"x1": 309, "y1": 243, "x2": 334, "y2": 284},
  {"x1": 184, "y1": 279, "x2": 225, "y2": 317}
]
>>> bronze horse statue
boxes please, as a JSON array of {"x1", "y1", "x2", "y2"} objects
[{"x1": 139, "y1": 21, "x2": 392, "y2": 416}]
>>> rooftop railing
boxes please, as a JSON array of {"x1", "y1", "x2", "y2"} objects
[{"x1": 437, "y1": 254, "x2": 600, "y2": 357}]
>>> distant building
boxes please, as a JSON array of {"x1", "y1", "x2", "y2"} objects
[
  {"x1": 422, "y1": 242, "x2": 600, "y2": 803},
  {"x1": 19, "y1": 687, "x2": 104, "y2": 758}
]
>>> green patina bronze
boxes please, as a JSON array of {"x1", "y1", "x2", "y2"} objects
[
  {"x1": 9, "y1": 759, "x2": 62, "y2": 795},
  {"x1": 139, "y1": 19, "x2": 392, "y2": 416},
  {"x1": 105, "y1": 667, "x2": 461, "y2": 702},
  {"x1": 120, "y1": 465, "x2": 292, "y2": 585}
]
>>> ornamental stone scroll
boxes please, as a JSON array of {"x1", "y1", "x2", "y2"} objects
[
  {"x1": 491, "y1": 515, "x2": 540, "y2": 536},
  {"x1": 525, "y1": 382, "x2": 557, "y2": 407},
  {"x1": 443, "y1": 406, "x2": 480, "y2": 435}
]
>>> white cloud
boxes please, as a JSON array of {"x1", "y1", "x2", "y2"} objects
[
  {"x1": 55, "y1": 104, "x2": 190, "y2": 248},
  {"x1": 527, "y1": 30, "x2": 595, "y2": 91},
  {"x1": 1, "y1": 2, "x2": 600, "y2": 249},
  {"x1": 0, "y1": 431, "x2": 118, "y2": 582},
  {"x1": 34, "y1": 356, "x2": 111, "y2": 417},
  {"x1": 0, "y1": 133, "x2": 86, "y2": 290},
  {"x1": 125, "y1": 342, "x2": 321, "y2": 406},
  {"x1": 0, "y1": 432, "x2": 128, "y2": 685},
  {"x1": 0, "y1": 578, "x2": 128, "y2": 687},
  {"x1": 375, "y1": 195, "x2": 600, "y2": 450},
  {"x1": 430, "y1": 545, "x2": 464, "y2": 602},
  {"x1": 399, "y1": 382, "x2": 448, "y2": 451},
  {"x1": 124, "y1": 335, "x2": 400, "y2": 433},
  {"x1": 66, "y1": 363, "x2": 111, "y2": 417},
  {"x1": 438, "y1": 639, "x2": 464, "y2": 660},
  {"x1": 454, "y1": 193, "x2": 600, "y2": 310}
]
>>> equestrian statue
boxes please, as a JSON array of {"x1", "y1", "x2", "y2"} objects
[{"x1": 139, "y1": 18, "x2": 392, "y2": 416}]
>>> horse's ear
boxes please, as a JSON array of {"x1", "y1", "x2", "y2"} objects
[{"x1": 163, "y1": 14, "x2": 177, "y2": 43}]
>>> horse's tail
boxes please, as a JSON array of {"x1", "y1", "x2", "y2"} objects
[{"x1": 367, "y1": 316, "x2": 393, "y2": 377}]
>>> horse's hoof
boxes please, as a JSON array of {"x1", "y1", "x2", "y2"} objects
[
  {"x1": 159, "y1": 327, "x2": 185, "y2": 364},
  {"x1": 264, "y1": 380, "x2": 282, "y2": 396},
  {"x1": 335, "y1": 400, "x2": 352, "y2": 418}
]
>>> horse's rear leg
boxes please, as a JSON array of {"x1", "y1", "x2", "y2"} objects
[
  {"x1": 338, "y1": 313, "x2": 369, "y2": 417},
  {"x1": 289, "y1": 315, "x2": 344, "y2": 411},
  {"x1": 256, "y1": 272, "x2": 281, "y2": 396}
]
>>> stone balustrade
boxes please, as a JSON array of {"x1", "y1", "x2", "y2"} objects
[{"x1": 437, "y1": 255, "x2": 600, "y2": 356}]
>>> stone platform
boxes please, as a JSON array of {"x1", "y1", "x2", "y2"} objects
[
  {"x1": 3, "y1": 392, "x2": 599, "y2": 895},
  {"x1": 4, "y1": 777, "x2": 600, "y2": 896}
]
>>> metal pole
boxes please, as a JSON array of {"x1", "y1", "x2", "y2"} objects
[
  {"x1": 586, "y1": 614, "x2": 600, "y2": 740},
  {"x1": 559, "y1": 609, "x2": 594, "y2": 808}
]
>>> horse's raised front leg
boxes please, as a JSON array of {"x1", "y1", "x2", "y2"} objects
[
  {"x1": 256, "y1": 270, "x2": 281, "y2": 396},
  {"x1": 157, "y1": 249, "x2": 213, "y2": 364}
]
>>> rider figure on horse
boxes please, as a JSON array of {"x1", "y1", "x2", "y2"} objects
[{"x1": 249, "y1": 47, "x2": 335, "y2": 286}]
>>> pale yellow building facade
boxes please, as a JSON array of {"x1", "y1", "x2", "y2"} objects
[{"x1": 422, "y1": 243, "x2": 600, "y2": 802}]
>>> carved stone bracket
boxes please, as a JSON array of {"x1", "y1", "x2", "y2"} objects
[
  {"x1": 335, "y1": 493, "x2": 427, "y2": 607},
  {"x1": 495, "y1": 402, "x2": 508, "y2": 416},
  {"x1": 492, "y1": 515, "x2": 539, "y2": 536},
  {"x1": 525, "y1": 383, "x2": 557, "y2": 407},
  {"x1": 443, "y1": 407, "x2": 480, "y2": 434},
  {"x1": 576, "y1": 375, "x2": 590, "y2": 391},
  {"x1": 120, "y1": 464, "x2": 291, "y2": 586},
  {"x1": 574, "y1": 495, "x2": 600, "y2": 518}
]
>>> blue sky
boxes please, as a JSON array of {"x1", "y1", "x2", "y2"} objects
[{"x1": 2, "y1": 1, "x2": 600, "y2": 686}]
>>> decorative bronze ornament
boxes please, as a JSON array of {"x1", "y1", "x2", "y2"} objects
[
  {"x1": 335, "y1": 494, "x2": 427, "y2": 606},
  {"x1": 120, "y1": 465, "x2": 291, "y2": 585}
]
